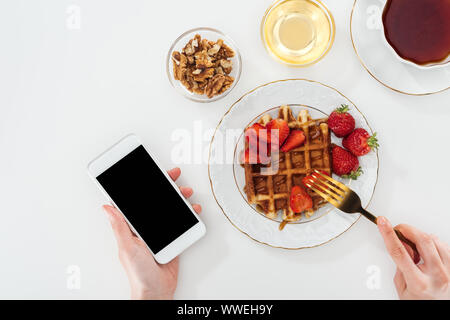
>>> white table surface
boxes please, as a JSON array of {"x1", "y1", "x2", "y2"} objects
[{"x1": 0, "y1": 0, "x2": 449, "y2": 299}]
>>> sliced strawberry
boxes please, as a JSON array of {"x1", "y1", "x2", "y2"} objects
[
  {"x1": 245, "y1": 123, "x2": 268, "y2": 147},
  {"x1": 290, "y1": 185, "x2": 313, "y2": 213},
  {"x1": 281, "y1": 130, "x2": 306, "y2": 152},
  {"x1": 266, "y1": 119, "x2": 290, "y2": 149},
  {"x1": 302, "y1": 170, "x2": 330, "y2": 190},
  {"x1": 241, "y1": 148, "x2": 270, "y2": 165}
]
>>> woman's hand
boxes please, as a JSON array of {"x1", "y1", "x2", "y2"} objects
[
  {"x1": 103, "y1": 167, "x2": 201, "y2": 300},
  {"x1": 377, "y1": 216, "x2": 450, "y2": 300}
]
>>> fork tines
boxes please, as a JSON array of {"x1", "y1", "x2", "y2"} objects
[{"x1": 304, "y1": 169, "x2": 349, "y2": 207}]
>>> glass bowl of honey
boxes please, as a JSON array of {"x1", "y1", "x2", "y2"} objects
[{"x1": 261, "y1": 0, "x2": 335, "y2": 67}]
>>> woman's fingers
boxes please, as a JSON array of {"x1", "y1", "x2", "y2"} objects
[
  {"x1": 169, "y1": 168, "x2": 194, "y2": 199},
  {"x1": 167, "y1": 168, "x2": 202, "y2": 215},
  {"x1": 192, "y1": 204, "x2": 202, "y2": 214},
  {"x1": 103, "y1": 205, "x2": 134, "y2": 249},
  {"x1": 180, "y1": 186, "x2": 193, "y2": 198},
  {"x1": 377, "y1": 217, "x2": 423, "y2": 281},
  {"x1": 168, "y1": 168, "x2": 193, "y2": 198},
  {"x1": 431, "y1": 234, "x2": 450, "y2": 267},
  {"x1": 400, "y1": 239, "x2": 416, "y2": 261},
  {"x1": 393, "y1": 268, "x2": 406, "y2": 295},
  {"x1": 395, "y1": 224, "x2": 443, "y2": 269},
  {"x1": 168, "y1": 167, "x2": 181, "y2": 181}
]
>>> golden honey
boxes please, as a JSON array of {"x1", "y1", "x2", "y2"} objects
[{"x1": 262, "y1": 0, "x2": 334, "y2": 66}]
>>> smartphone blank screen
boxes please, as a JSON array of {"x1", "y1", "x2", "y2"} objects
[{"x1": 96, "y1": 145, "x2": 199, "y2": 254}]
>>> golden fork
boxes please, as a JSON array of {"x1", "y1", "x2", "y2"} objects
[{"x1": 304, "y1": 169, "x2": 420, "y2": 262}]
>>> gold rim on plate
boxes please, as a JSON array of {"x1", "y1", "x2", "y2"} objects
[
  {"x1": 349, "y1": 0, "x2": 450, "y2": 96},
  {"x1": 208, "y1": 78, "x2": 380, "y2": 250}
]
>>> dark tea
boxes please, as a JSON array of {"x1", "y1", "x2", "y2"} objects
[{"x1": 382, "y1": 0, "x2": 450, "y2": 66}]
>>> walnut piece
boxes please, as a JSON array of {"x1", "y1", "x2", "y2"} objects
[
  {"x1": 205, "y1": 74, "x2": 234, "y2": 98},
  {"x1": 172, "y1": 34, "x2": 235, "y2": 98}
]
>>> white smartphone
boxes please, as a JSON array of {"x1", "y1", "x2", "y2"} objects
[{"x1": 87, "y1": 134, "x2": 206, "y2": 264}]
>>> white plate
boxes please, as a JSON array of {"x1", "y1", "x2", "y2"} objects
[{"x1": 208, "y1": 79, "x2": 379, "y2": 249}]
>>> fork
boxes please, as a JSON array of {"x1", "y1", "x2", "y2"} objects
[{"x1": 304, "y1": 169, "x2": 420, "y2": 263}]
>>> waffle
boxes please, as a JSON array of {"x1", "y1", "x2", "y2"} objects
[{"x1": 243, "y1": 105, "x2": 332, "y2": 223}]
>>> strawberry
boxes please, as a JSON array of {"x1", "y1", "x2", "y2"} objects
[
  {"x1": 280, "y1": 130, "x2": 306, "y2": 152},
  {"x1": 343, "y1": 128, "x2": 379, "y2": 156},
  {"x1": 327, "y1": 104, "x2": 355, "y2": 138},
  {"x1": 331, "y1": 145, "x2": 362, "y2": 179},
  {"x1": 245, "y1": 123, "x2": 268, "y2": 146},
  {"x1": 242, "y1": 148, "x2": 270, "y2": 165},
  {"x1": 302, "y1": 170, "x2": 330, "y2": 190},
  {"x1": 290, "y1": 185, "x2": 313, "y2": 213},
  {"x1": 244, "y1": 123, "x2": 271, "y2": 163},
  {"x1": 266, "y1": 119, "x2": 290, "y2": 149}
]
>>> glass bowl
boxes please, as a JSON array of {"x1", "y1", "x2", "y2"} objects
[
  {"x1": 261, "y1": 0, "x2": 335, "y2": 67},
  {"x1": 166, "y1": 27, "x2": 242, "y2": 103}
]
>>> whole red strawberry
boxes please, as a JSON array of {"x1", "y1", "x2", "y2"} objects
[
  {"x1": 331, "y1": 145, "x2": 362, "y2": 179},
  {"x1": 327, "y1": 104, "x2": 355, "y2": 138},
  {"x1": 343, "y1": 128, "x2": 379, "y2": 156}
]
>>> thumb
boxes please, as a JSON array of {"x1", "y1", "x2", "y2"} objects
[
  {"x1": 103, "y1": 205, "x2": 134, "y2": 249},
  {"x1": 377, "y1": 216, "x2": 421, "y2": 281}
]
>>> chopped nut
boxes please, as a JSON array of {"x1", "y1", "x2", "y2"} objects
[
  {"x1": 220, "y1": 59, "x2": 232, "y2": 69},
  {"x1": 183, "y1": 44, "x2": 194, "y2": 55},
  {"x1": 215, "y1": 66, "x2": 224, "y2": 75},
  {"x1": 205, "y1": 74, "x2": 226, "y2": 98},
  {"x1": 195, "y1": 50, "x2": 214, "y2": 68},
  {"x1": 208, "y1": 44, "x2": 221, "y2": 56},
  {"x1": 172, "y1": 51, "x2": 187, "y2": 81},
  {"x1": 193, "y1": 68, "x2": 215, "y2": 82},
  {"x1": 219, "y1": 75, "x2": 234, "y2": 94},
  {"x1": 217, "y1": 43, "x2": 235, "y2": 59},
  {"x1": 201, "y1": 39, "x2": 212, "y2": 51},
  {"x1": 172, "y1": 51, "x2": 185, "y2": 66},
  {"x1": 172, "y1": 34, "x2": 235, "y2": 98},
  {"x1": 220, "y1": 59, "x2": 233, "y2": 74},
  {"x1": 193, "y1": 87, "x2": 204, "y2": 95}
]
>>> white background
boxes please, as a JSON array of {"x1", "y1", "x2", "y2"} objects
[{"x1": 0, "y1": 0, "x2": 449, "y2": 299}]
